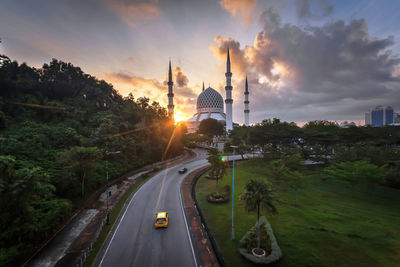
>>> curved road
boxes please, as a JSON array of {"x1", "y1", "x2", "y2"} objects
[{"x1": 96, "y1": 149, "x2": 209, "y2": 267}]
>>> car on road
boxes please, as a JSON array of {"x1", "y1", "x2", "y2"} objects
[
  {"x1": 178, "y1": 167, "x2": 188, "y2": 174},
  {"x1": 155, "y1": 212, "x2": 169, "y2": 228}
]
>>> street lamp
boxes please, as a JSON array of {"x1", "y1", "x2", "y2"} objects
[
  {"x1": 105, "y1": 150, "x2": 120, "y2": 225},
  {"x1": 230, "y1": 145, "x2": 238, "y2": 240}
]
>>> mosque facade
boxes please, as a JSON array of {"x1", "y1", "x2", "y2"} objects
[{"x1": 167, "y1": 48, "x2": 250, "y2": 133}]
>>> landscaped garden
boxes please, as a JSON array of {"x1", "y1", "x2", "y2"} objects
[{"x1": 195, "y1": 158, "x2": 400, "y2": 266}]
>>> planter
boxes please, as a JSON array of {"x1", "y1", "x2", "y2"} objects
[
  {"x1": 239, "y1": 216, "x2": 282, "y2": 265},
  {"x1": 252, "y1": 248, "x2": 266, "y2": 257},
  {"x1": 206, "y1": 193, "x2": 229, "y2": 204}
]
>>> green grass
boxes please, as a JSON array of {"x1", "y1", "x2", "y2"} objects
[
  {"x1": 195, "y1": 159, "x2": 400, "y2": 266},
  {"x1": 83, "y1": 170, "x2": 159, "y2": 267}
]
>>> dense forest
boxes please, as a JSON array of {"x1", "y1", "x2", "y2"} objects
[
  {"x1": 0, "y1": 54, "x2": 185, "y2": 265},
  {"x1": 227, "y1": 119, "x2": 400, "y2": 189}
]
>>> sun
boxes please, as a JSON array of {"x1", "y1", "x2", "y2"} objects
[{"x1": 174, "y1": 112, "x2": 186, "y2": 124}]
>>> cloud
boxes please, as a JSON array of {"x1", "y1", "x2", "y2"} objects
[
  {"x1": 175, "y1": 67, "x2": 189, "y2": 87},
  {"x1": 211, "y1": 8, "x2": 400, "y2": 123},
  {"x1": 210, "y1": 36, "x2": 249, "y2": 77},
  {"x1": 106, "y1": 0, "x2": 162, "y2": 27},
  {"x1": 295, "y1": 0, "x2": 333, "y2": 20},
  {"x1": 219, "y1": 0, "x2": 257, "y2": 24},
  {"x1": 103, "y1": 68, "x2": 198, "y2": 115}
]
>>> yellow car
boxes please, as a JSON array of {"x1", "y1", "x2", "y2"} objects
[{"x1": 154, "y1": 212, "x2": 169, "y2": 228}]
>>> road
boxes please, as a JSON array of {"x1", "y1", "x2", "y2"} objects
[{"x1": 96, "y1": 149, "x2": 209, "y2": 267}]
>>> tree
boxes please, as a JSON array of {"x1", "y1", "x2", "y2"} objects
[
  {"x1": 384, "y1": 161, "x2": 400, "y2": 189},
  {"x1": 207, "y1": 148, "x2": 226, "y2": 194},
  {"x1": 58, "y1": 146, "x2": 101, "y2": 197},
  {"x1": 198, "y1": 118, "x2": 224, "y2": 137},
  {"x1": 240, "y1": 180, "x2": 276, "y2": 251}
]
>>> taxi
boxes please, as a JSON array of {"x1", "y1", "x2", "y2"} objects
[{"x1": 154, "y1": 212, "x2": 169, "y2": 228}]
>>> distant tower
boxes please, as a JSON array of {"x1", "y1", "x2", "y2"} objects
[
  {"x1": 225, "y1": 47, "x2": 233, "y2": 131},
  {"x1": 244, "y1": 76, "x2": 250, "y2": 126},
  {"x1": 167, "y1": 60, "x2": 174, "y2": 118},
  {"x1": 202, "y1": 81, "x2": 205, "y2": 91}
]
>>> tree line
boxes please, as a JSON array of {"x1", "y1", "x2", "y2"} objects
[
  {"x1": 0, "y1": 55, "x2": 185, "y2": 265},
  {"x1": 228, "y1": 118, "x2": 400, "y2": 189}
]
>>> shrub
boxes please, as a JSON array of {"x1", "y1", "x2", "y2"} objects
[{"x1": 239, "y1": 222, "x2": 272, "y2": 254}]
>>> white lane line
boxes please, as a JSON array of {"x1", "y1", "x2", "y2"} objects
[
  {"x1": 98, "y1": 180, "x2": 147, "y2": 267},
  {"x1": 179, "y1": 171, "x2": 200, "y2": 267},
  {"x1": 154, "y1": 168, "x2": 169, "y2": 212}
]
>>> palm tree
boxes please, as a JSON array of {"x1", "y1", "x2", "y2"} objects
[{"x1": 240, "y1": 180, "x2": 276, "y2": 251}]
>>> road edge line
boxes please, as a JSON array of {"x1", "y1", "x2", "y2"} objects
[
  {"x1": 179, "y1": 182, "x2": 199, "y2": 267},
  {"x1": 98, "y1": 181, "x2": 146, "y2": 266}
]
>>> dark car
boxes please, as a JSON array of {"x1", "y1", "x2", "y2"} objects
[{"x1": 179, "y1": 168, "x2": 188, "y2": 174}]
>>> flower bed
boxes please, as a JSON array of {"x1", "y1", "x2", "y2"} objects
[
  {"x1": 206, "y1": 185, "x2": 230, "y2": 204},
  {"x1": 239, "y1": 216, "x2": 282, "y2": 265}
]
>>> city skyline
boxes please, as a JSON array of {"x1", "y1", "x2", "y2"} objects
[{"x1": 1, "y1": 0, "x2": 400, "y2": 124}]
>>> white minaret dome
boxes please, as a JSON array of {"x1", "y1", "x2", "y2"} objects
[{"x1": 196, "y1": 87, "x2": 224, "y2": 113}]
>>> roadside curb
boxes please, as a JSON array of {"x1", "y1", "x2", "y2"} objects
[{"x1": 181, "y1": 166, "x2": 225, "y2": 267}]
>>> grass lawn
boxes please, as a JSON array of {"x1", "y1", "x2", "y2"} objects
[{"x1": 195, "y1": 159, "x2": 400, "y2": 266}]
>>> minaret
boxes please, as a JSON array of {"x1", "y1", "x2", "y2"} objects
[
  {"x1": 167, "y1": 60, "x2": 174, "y2": 118},
  {"x1": 202, "y1": 81, "x2": 205, "y2": 91},
  {"x1": 225, "y1": 47, "x2": 233, "y2": 131},
  {"x1": 244, "y1": 76, "x2": 250, "y2": 126}
]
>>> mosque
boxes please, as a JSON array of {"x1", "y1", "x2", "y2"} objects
[{"x1": 167, "y1": 48, "x2": 250, "y2": 133}]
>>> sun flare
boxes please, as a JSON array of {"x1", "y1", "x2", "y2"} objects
[{"x1": 174, "y1": 112, "x2": 186, "y2": 123}]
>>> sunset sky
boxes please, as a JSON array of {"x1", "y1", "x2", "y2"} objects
[{"x1": 1, "y1": 0, "x2": 400, "y2": 124}]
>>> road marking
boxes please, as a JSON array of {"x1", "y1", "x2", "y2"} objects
[
  {"x1": 155, "y1": 168, "x2": 169, "y2": 212},
  {"x1": 98, "y1": 180, "x2": 146, "y2": 267},
  {"x1": 179, "y1": 174, "x2": 199, "y2": 267}
]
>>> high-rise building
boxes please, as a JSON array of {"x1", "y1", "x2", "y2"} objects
[
  {"x1": 395, "y1": 113, "x2": 400, "y2": 123},
  {"x1": 365, "y1": 112, "x2": 371, "y2": 125},
  {"x1": 385, "y1": 106, "x2": 394, "y2": 125},
  {"x1": 369, "y1": 106, "x2": 396, "y2": 126},
  {"x1": 371, "y1": 106, "x2": 384, "y2": 126}
]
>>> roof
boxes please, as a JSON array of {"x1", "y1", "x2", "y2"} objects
[
  {"x1": 196, "y1": 87, "x2": 224, "y2": 113},
  {"x1": 156, "y1": 212, "x2": 167, "y2": 218}
]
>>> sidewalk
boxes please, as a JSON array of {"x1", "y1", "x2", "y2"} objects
[{"x1": 24, "y1": 149, "x2": 195, "y2": 267}]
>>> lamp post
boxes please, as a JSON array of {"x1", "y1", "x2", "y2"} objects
[
  {"x1": 105, "y1": 150, "x2": 120, "y2": 225},
  {"x1": 230, "y1": 145, "x2": 238, "y2": 240}
]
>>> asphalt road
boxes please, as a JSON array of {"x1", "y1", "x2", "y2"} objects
[{"x1": 96, "y1": 149, "x2": 209, "y2": 267}]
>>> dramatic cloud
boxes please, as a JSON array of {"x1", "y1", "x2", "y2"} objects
[
  {"x1": 210, "y1": 36, "x2": 249, "y2": 77},
  {"x1": 219, "y1": 0, "x2": 257, "y2": 24},
  {"x1": 211, "y1": 8, "x2": 400, "y2": 122},
  {"x1": 295, "y1": 0, "x2": 333, "y2": 20},
  {"x1": 103, "y1": 67, "x2": 197, "y2": 115},
  {"x1": 107, "y1": 0, "x2": 162, "y2": 27}
]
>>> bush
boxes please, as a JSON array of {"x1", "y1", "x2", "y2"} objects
[
  {"x1": 239, "y1": 221, "x2": 272, "y2": 254},
  {"x1": 206, "y1": 185, "x2": 230, "y2": 204}
]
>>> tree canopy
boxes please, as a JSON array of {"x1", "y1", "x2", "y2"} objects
[
  {"x1": 198, "y1": 118, "x2": 224, "y2": 137},
  {"x1": 0, "y1": 54, "x2": 184, "y2": 265}
]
